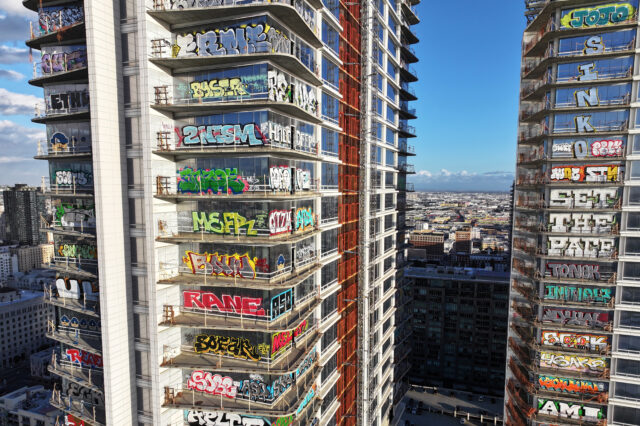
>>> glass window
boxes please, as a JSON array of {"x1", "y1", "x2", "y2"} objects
[
  {"x1": 615, "y1": 382, "x2": 640, "y2": 401},
  {"x1": 631, "y1": 161, "x2": 640, "y2": 180},
  {"x1": 558, "y1": 30, "x2": 636, "y2": 56},
  {"x1": 387, "y1": 14, "x2": 397, "y2": 35},
  {"x1": 386, "y1": 105, "x2": 396, "y2": 124},
  {"x1": 376, "y1": 44, "x2": 384, "y2": 66},
  {"x1": 387, "y1": 37, "x2": 397, "y2": 57},
  {"x1": 387, "y1": 60, "x2": 396, "y2": 79},
  {"x1": 321, "y1": 260, "x2": 338, "y2": 288},
  {"x1": 321, "y1": 197, "x2": 338, "y2": 222},
  {"x1": 322, "y1": 20, "x2": 339, "y2": 55},
  {"x1": 374, "y1": 121, "x2": 383, "y2": 140},
  {"x1": 322, "y1": 323, "x2": 337, "y2": 350},
  {"x1": 621, "y1": 286, "x2": 640, "y2": 305},
  {"x1": 633, "y1": 134, "x2": 640, "y2": 153},
  {"x1": 322, "y1": 293, "x2": 337, "y2": 317},
  {"x1": 385, "y1": 149, "x2": 395, "y2": 166},
  {"x1": 376, "y1": 72, "x2": 384, "y2": 92},
  {"x1": 613, "y1": 406, "x2": 640, "y2": 425},
  {"x1": 386, "y1": 82, "x2": 397, "y2": 102},
  {"x1": 618, "y1": 334, "x2": 640, "y2": 352},
  {"x1": 616, "y1": 358, "x2": 640, "y2": 377},
  {"x1": 323, "y1": 0, "x2": 339, "y2": 20},
  {"x1": 322, "y1": 162, "x2": 339, "y2": 187},
  {"x1": 629, "y1": 187, "x2": 640, "y2": 205},
  {"x1": 556, "y1": 56, "x2": 634, "y2": 83},
  {"x1": 620, "y1": 311, "x2": 640, "y2": 329},
  {"x1": 626, "y1": 237, "x2": 640, "y2": 255},
  {"x1": 375, "y1": 96, "x2": 383, "y2": 116},
  {"x1": 386, "y1": 127, "x2": 395, "y2": 145},
  {"x1": 322, "y1": 92, "x2": 339, "y2": 123},
  {"x1": 376, "y1": 18, "x2": 384, "y2": 42},
  {"x1": 322, "y1": 57, "x2": 339, "y2": 89},
  {"x1": 623, "y1": 262, "x2": 640, "y2": 280},
  {"x1": 321, "y1": 127, "x2": 339, "y2": 157},
  {"x1": 321, "y1": 353, "x2": 337, "y2": 382}
]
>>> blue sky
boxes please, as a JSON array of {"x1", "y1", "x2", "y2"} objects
[{"x1": 0, "y1": 0, "x2": 525, "y2": 191}]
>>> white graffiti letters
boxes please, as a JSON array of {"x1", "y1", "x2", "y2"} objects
[
  {"x1": 547, "y1": 236, "x2": 615, "y2": 257},
  {"x1": 187, "y1": 371, "x2": 237, "y2": 398},
  {"x1": 268, "y1": 70, "x2": 290, "y2": 103},
  {"x1": 549, "y1": 188, "x2": 619, "y2": 208},
  {"x1": 187, "y1": 411, "x2": 268, "y2": 426},
  {"x1": 268, "y1": 210, "x2": 292, "y2": 235},
  {"x1": 269, "y1": 166, "x2": 292, "y2": 192},
  {"x1": 547, "y1": 212, "x2": 615, "y2": 233}
]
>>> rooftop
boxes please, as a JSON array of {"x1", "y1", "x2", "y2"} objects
[{"x1": 405, "y1": 266, "x2": 510, "y2": 282}]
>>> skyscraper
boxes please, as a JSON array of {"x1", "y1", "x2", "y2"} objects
[
  {"x1": 509, "y1": 1, "x2": 640, "y2": 425},
  {"x1": 27, "y1": 0, "x2": 418, "y2": 424},
  {"x1": 2, "y1": 184, "x2": 46, "y2": 245}
]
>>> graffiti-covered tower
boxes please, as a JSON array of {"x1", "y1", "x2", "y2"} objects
[
  {"x1": 508, "y1": 1, "x2": 640, "y2": 425},
  {"x1": 27, "y1": 0, "x2": 418, "y2": 424}
]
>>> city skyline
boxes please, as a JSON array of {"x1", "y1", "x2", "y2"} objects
[{"x1": 0, "y1": 0, "x2": 525, "y2": 191}]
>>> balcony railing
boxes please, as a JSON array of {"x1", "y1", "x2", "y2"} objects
[
  {"x1": 37, "y1": 140, "x2": 92, "y2": 157},
  {"x1": 398, "y1": 122, "x2": 415, "y2": 135},
  {"x1": 396, "y1": 163, "x2": 414, "y2": 173}
]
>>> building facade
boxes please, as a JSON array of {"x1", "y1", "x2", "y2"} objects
[
  {"x1": 406, "y1": 266, "x2": 509, "y2": 397},
  {"x1": 509, "y1": 1, "x2": 640, "y2": 425},
  {"x1": 2, "y1": 185, "x2": 47, "y2": 246},
  {"x1": 26, "y1": 0, "x2": 418, "y2": 425}
]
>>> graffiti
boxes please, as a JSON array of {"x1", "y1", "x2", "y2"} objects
[
  {"x1": 186, "y1": 411, "x2": 270, "y2": 426},
  {"x1": 193, "y1": 334, "x2": 261, "y2": 361},
  {"x1": 53, "y1": 169, "x2": 92, "y2": 186},
  {"x1": 182, "y1": 251, "x2": 261, "y2": 279},
  {"x1": 49, "y1": 90, "x2": 89, "y2": 112},
  {"x1": 65, "y1": 415, "x2": 86, "y2": 426},
  {"x1": 237, "y1": 372, "x2": 293, "y2": 402},
  {"x1": 187, "y1": 371, "x2": 238, "y2": 399},
  {"x1": 271, "y1": 319, "x2": 309, "y2": 358},
  {"x1": 561, "y1": 3, "x2": 635, "y2": 29},
  {"x1": 63, "y1": 381, "x2": 104, "y2": 406},
  {"x1": 544, "y1": 284, "x2": 613, "y2": 303},
  {"x1": 538, "y1": 376, "x2": 607, "y2": 394},
  {"x1": 539, "y1": 352, "x2": 607, "y2": 372},
  {"x1": 268, "y1": 70, "x2": 291, "y2": 103},
  {"x1": 295, "y1": 347, "x2": 317, "y2": 379},
  {"x1": 574, "y1": 88, "x2": 599, "y2": 107},
  {"x1": 164, "y1": 0, "x2": 228, "y2": 9},
  {"x1": 64, "y1": 349, "x2": 102, "y2": 369},
  {"x1": 294, "y1": 169, "x2": 311, "y2": 191},
  {"x1": 295, "y1": 207, "x2": 314, "y2": 231},
  {"x1": 57, "y1": 243, "x2": 97, "y2": 260},
  {"x1": 180, "y1": 124, "x2": 266, "y2": 147},
  {"x1": 177, "y1": 167, "x2": 252, "y2": 195},
  {"x1": 549, "y1": 188, "x2": 619, "y2": 208},
  {"x1": 173, "y1": 24, "x2": 290, "y2": 58},
  {"x1": 295, "y1": 384, "x2": 317, "y2": 416},
  {"x1": 549, "y1": 165, "x2": 624, "y2": 183},
  {"x1": 41, "y1": 46, "x2": 87, "y2": 74},
  {"x1": 269, "y1": 166, "x2": 292, "y2": 192},
  {"x1": 541, "y1": 331, "x2": 608, "y2": 351},
  {"x1": 546, "y1": 262, "x2": 601, "y2": 280},
  {"x1": 294, "y1": 128, "x2": 315, "y2": 151},
  {"x1": 547, "y1": 236, "x2": 615, "y2": 257},
  {"x1": 293, "y1": 81, "x2": 318, "y2": 114},
  {"x1": 542, "y1": 309, "x2": 610, "y2": 328},
  {"x1": 537, "y1": 399, "x2": 605, "y2": 421},
  {"x1": 547, "y1": 212, "x2": 616, "y2": 233},
  {"x1": 274, "y1": 416, "x2": 293, "y2": 426},
  {"x1": 277, "y1": 254, "x2": 286, "y2": 270},
  {"x1": 270, "y1": 289, "x2": 293, "y2": 320},
  {"x1": 295, "y1": 243, "x2": 315, "y2": 263},
  {"x1": 192, "y1": 212, "x2": 257, "y2": 236},
  {"x1": 190, "y1": 78, "x2": 249, "y2": 99},
  {"x1": 184, "y1": 290, "x2": 266, "y2": 316},
  {"x1": 55, "y1": 204, "x2": 95, "y2": 228},
  {"x1": 55, "y1": 277, "x2": 98, "y2": 301},
  {"x1": 552, "y1": 139, "x2": 625, "y2": 159},
  {"x1": 268, "y1": 210, "x2": 292, "y2": 235},
  {"x1": 59, "y1": 314, "x2": 100, "y2": 331},
  {"x1": 39, "y1": 5, "x2": 84, "y2": 34},
  {"x1": 592, "y1": 139, "x2": 624, "y2": 156},
  {"x1": 270, "y1": 121, "x2": 292, "y2": 146}
]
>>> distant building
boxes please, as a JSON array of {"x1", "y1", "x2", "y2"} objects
[
  {"x1": 410, "y1": 230, "x2": 445, "y2": 260},
  {"x1": 30, "y1": 348, "x2": 53, "y2": 381},
  {"x1": 406, "y1": 266, "x2": 509, "y2": 396},
  {"x1": 454, "y1": 227, "x2": 472, "y2": 254},
  {"x1": 0, "y1": 246, "x2": 18, "y2": 284},
  {"x1": 0, "y1": 385, "x2": 61, "y2": 426},
  {"x1": 11, "y1": 245, "x2": 54, "y2": 273},
  {"x1": 0, "y1": 289, "x2": 52, "y2": 368},
  {"x1": 2, "y1": 185, "x2": 46, "y2": 246}
]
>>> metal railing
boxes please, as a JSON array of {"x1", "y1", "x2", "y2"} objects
[{"x1": 155, "y1": 175, "x2": 321, "y2": 197}]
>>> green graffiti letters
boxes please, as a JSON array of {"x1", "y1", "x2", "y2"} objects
[
  {"x1": 192, "y1": 211, "x2": 257, "y2": 236},
  {"x1": 177, "y1": 167, "x2": 250, "y2": 195}
]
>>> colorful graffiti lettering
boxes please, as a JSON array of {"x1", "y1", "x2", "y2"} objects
[
  {"x1": 541, "y1": 331, "x2": 608, "y2": 352},
  {"x1": 538, "y1": 398, "x2": 605, "y2": 420},
  {"x1": 177, "y1": 167, "x2": 251, "y2": 195},
  {"x1": 39, "y1": 5, "x2": 84, "y2": 34},
  {"x1": 268, "y1": 69, "x2": 291, "y2": 103},
  {"x1": 547, "y1": 212, "x2": 616, "y2": 233},
  {"x1": 591, "y1": 139, "x2": 624, "y2": 157},
  {"x1": 544, "y1": 284, "x2": 613, "y2": 304},
  {"x1": 538, "y1": 376, "x2": 607, "y2": 394},
  {"x1": 547, "y1": 236, "x2": 615, "y2": 257},
  {"x1": 550, "y1": 165, "x2": 624, "y2": 183},
  {"x1": 295, "y1": 207, "x2": 314, "y2": 231},
  {"x1": 295, "y1": 347, "x2": 317, "y2": 379},
  {"x1": 542, "y1": 309, "x2": 609, "y2": 328},
  {"x1": 237, "y1": 372, "x2": 293, "y2": 402},
  {"x1": 180, "y1": 124, "x2": 265, "y2": 146},
  {"x1": 268, "y1": 210, "x2": 292, "y2": 235},
  {"x1": 545, "y1": 262, "x2": 601, "y2": 280},
  {"x1": 64, "y1": 348, "x2": 102, "y2": 368},
  {"x1": 55, "y1": 277, "x2": 98, "y2": 301},
  {"x1": 53, "y1": 169, "x2": 92, "y2": 186},
  {"x1": 273, "y1": 416, "x2": 293, "y2": 426},
  {"x1": 173, "y1": 24, "x2": 290, "y2": 58},
  {"x1": 41, "y1": 46, "x2": 87, "y2": 74},
  {"x1": 270, "y1": 289, "x2": 293, "y2": 320},
  {"x1": 182, "y1": 251, "x2": 260, "y2": 279},
  {"x1": 55, "y1": 204, "x2": 95, "y2": 228},
  {"x1": 63, "y1": 381, "x2": 104, "y2": 406},
  {"x1": 183, "y1": 290, "x2": 266, "y2": 316},
  {"x1": 193, "y1": 334, "x2": 261, "y2": 361},
  {"x1": 57, "y1": 243, "x2": 97, "y2": 259},
  {"x1": 65, "y1": 415, "x2": 86, "y2": 426},
  {"x1": 561, "y1": 3, "x2": 635, "y2": 29},
  {"x1": 59, "y1": 314, "x2": 100, "y2": 331},
  {"x1": 269, "y1": 166, "x2": 291, "y2": 192},
  {"x1": 271, "y1": 330, "x2": 292, "y2": 358},
  {"x1": 539, "y1": 352, "x2": 607, "y2": 372},
  {"x1": 549, "y1": 188, "x2": 619, "y2": 208},
  {"x1": 186, "y1": 410, "x2": 270, "y2": 426},
  {"x1": 187, "y1": 371, "x2": 237, "y2": 399},
  {"x1": 295, "y1": 384, "x2": 317, "y2": 416},
  {"x1": 190, "y1": 78, "x2": 249, "y2": 99},
  {"x1": 192, "y1": 212, "x2": 257, "y2": 236}
]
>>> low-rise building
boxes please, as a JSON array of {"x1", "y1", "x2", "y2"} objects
[
  {"x1": 10, "y1": 245, "x2": 54, "y2": 274},
  {"x1": 0, "y1": 386, "x2": 61, "y2": 426}
]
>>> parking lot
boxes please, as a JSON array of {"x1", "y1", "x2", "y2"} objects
[{"x1": 398, "y1": 386, "x2": 504, "y2": 426}]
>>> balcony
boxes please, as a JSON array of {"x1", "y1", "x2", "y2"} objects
[
  {"x1": 401, "y1": 24, "x2": 419, "y2": 45},
  {"x1": 396, "y1": 163, "x2": 415, "y2": 174},
  {"x1": 35, "y1": 139, "x2": 92, "y2": 160},
  {"x1": 399, "y1": 82, "x2": 417, "y2": 101},
  {"x1": 399, "y1": 101, "x2": 416, "y2": 119},
  {"x1": 400, "y1": 43, "x2": 418, "y2": 64},
  {"x1": 151, "y1": 85, "x2": 321, "y2": 124},
  {"x1": 51, "y1": 389, "x2": 105, "y2": 426},
  {"x1": 29, "y1": 48, "x2": 88, "y2": 87},
  {"x1": 27, "y1": 18, "x2": 86, "y2": 50},
  {"x1": 398, "y1": 122, "x2": 416, "y2": 137},
  {"x1": 399, "y1": 60, "x2": 418, "y2": 82},
  {"x1": 398, "y1": 141, "x2": 415, "y2": 155},
  {"x1": 148, "y1": 0, "x2": 322, "y2": 48},
  {"x1": 32, "y1": 102, "x2": 90, "y2": 124},
  {"x1": 401, "y1": 0, "x2": 419, "y2": 25}
]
